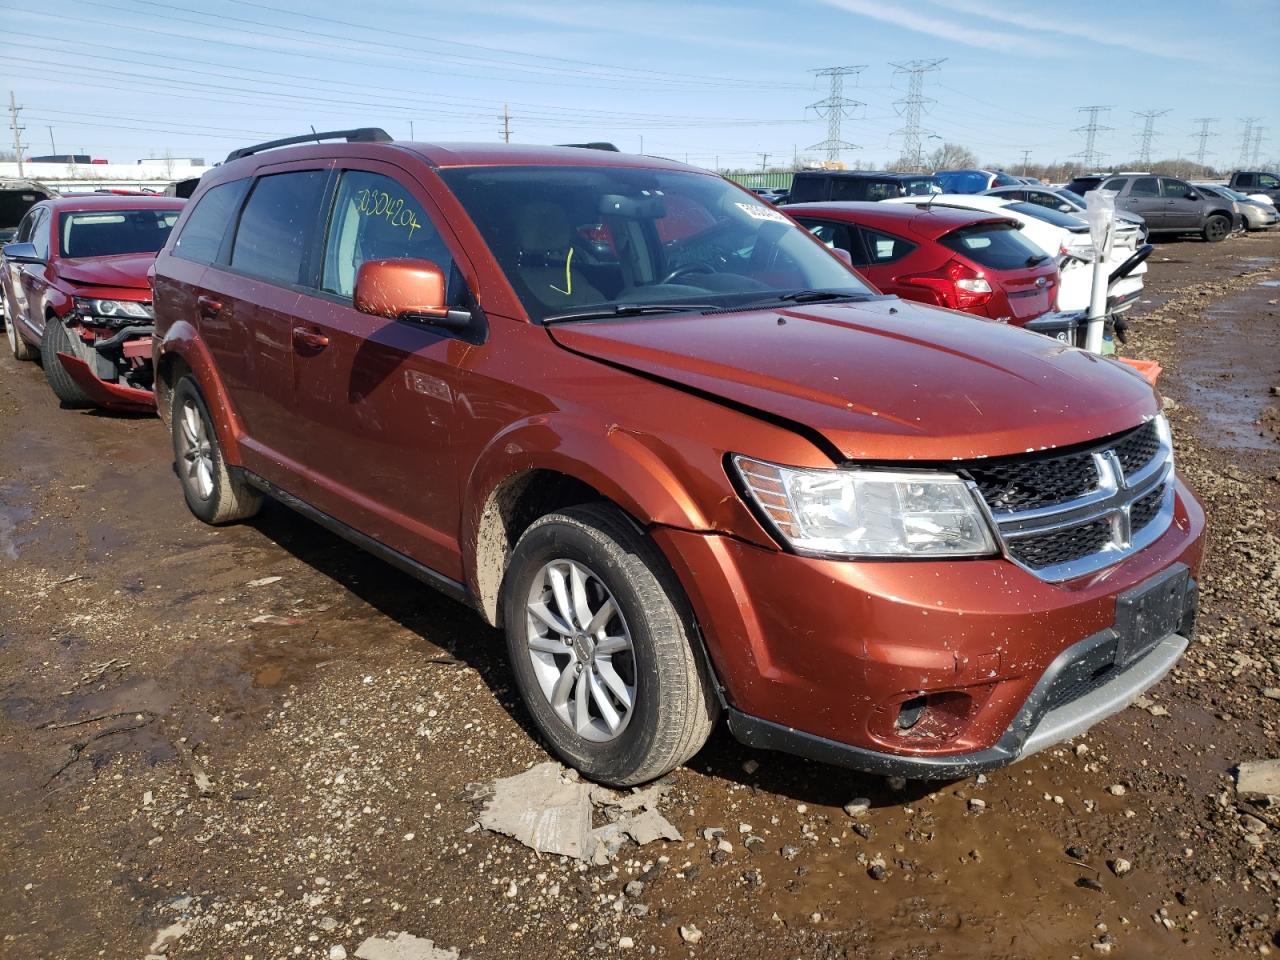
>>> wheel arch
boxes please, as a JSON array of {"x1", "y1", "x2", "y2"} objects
[{"x1": 155, "y1": 321, "x2": 246, "y2": 464}]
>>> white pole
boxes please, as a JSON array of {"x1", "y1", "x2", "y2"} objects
[{"x1": 1085, "y1": 220, "x2": 1113, "y2": 354}]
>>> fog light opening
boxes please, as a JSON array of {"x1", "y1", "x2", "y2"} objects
[{"x1": 896, "y1": 696, "x2": 928, "y2": 730}]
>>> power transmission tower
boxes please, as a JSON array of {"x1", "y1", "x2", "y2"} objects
[
  {"x1": 806, "y1": 65, "x2": 865, "y2": 164},
  {"x1": 1190, "y1": 117, "x2": 1216, "y2": 167},
  {"x1": 890, "y1": 59, "x2": 944, "y2": 170},
  {"x1": 1133, "y1": 110, "x2": 1168, "y2": 167},
  {"x1": 500, "y1": 104, "x2": 511, "y2": 143},
  {"x1": 1239, "y1": 117, "x2": 1259, "y2": 166},
  {"x1": 1252, "y1": 127, "x2": 1267, "y2": 166},
  {"x1": 8, "y1": 91, "x2": 26, "y2": 177},
  {"x1": 1072, "y1": 105, "x2": 1112, "y2": 171}
]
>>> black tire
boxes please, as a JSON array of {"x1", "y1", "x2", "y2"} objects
[
  {"x1": 501, "y1": 503, "x2": 717, "y2": 786},
  {"x1": 170, "y1": 375, "x2": 262, "y2": 525},
  {"x1": 40, "y1": 317, "x2": 93, "y2": 407},
  {"x1": 4, "y1": 293, "x2": 37, "y2": 361},
  {"x1": 1202, "y1": 214, "x2": 1230, "y2": 243}
]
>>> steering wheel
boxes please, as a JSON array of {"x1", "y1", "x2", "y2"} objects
[{"x1": 660, "y1": 261, "x2": 716, "y2": 285}]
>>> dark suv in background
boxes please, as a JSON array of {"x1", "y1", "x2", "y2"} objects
[
  {"x1": 784, "y1": 170, "x2": 942, "y2": 204},
  {"x1": 1101, "y1": 174, "x2": 1239, "y2": 242}
]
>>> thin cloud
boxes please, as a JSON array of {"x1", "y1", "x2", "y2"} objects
[
  {"x1": 927, "y1": 0, "x2": 1214, "y2": 62},
  {"x1": 815, "y1": 0, "x2": 1063, "y2": 56}
]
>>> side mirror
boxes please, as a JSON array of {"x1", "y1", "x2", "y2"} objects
[
  {"x1": 832, "y1": 247, "x2": 853, "y2": 266},
  {"x1": 1186, "y1": 191, "x2": 1199, "y2": 201},
  {"x1": 2, "y1": 241, "x2": 45, "y2": 264},
  {"x1": 1058, "y1": 203, "x2": 1073, "y2": 212},
  {"x1": 354, "y1": 258, "x2": 471, "y2": 332}
]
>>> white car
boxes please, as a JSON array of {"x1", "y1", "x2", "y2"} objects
[{"x1": 883, "y1": 193, "x2": 1147, "y2": 315}]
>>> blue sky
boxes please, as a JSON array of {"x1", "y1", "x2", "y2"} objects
[{"x1": 7, "y1": 0, "x2": 1279, "y2": 171}]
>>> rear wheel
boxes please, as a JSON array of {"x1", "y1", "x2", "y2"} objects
[
  {"x1": 4, "y1": 294, "x2": 37, "y2": 361},
  {"x1": 1202, "y1": 214, "x2": 1230, "y2": 243},
  {"x1": 40, "y1": 317, "x2": 93, "y2": 407},
  {"x1": 501, "y1": 503, "x2": 717, "y2": 786},
  {"x1": 170, "y1": 375, "x2": 262, "y2": 525}
]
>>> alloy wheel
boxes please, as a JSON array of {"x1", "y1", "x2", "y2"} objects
[
  {"x1": 524, "y1": 558, "x2": 636, "y2": 743},
  {"x1": 178, "y1": 398, "x2": 215, "y2": 500}
]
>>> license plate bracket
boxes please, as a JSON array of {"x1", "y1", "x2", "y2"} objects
[{"x1": 1114, "y1": 564, "x2": 1191, "y2": 666}]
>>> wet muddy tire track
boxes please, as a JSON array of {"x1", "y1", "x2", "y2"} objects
[{"x1": 1, "y1": 232, "x2": 1278, "y2": 959}]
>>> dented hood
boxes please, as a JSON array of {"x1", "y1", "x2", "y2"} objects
[
  {"x1": 57, "y1": 252, "x2": 155, "y2": 291},
  {"x1": 549, "y1": 298, "x2": 1158, "y2": 462}
]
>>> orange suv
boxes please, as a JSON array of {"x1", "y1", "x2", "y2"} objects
[{"x1": 151, "y1": 129, "x2": 1205, "y2": 786}]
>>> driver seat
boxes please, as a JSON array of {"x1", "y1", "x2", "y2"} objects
[{"x1": 514, "y1": 201, "x2": 604, "y2": 309}]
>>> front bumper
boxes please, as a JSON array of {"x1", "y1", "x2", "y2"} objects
[
  {"x1": 655, "y1": 478, "x2": 1205, "y2": 778},
  {"x1": 56, "y1": 352, "x2": 156, "y2": 412}
]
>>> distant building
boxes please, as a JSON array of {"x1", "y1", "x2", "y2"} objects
[
  {"x1": 29, "y1": 154, "x2": 95, "y2": 164},
  {"x1": 138, "y1": 157, "x2": 206, "y2": 167}
]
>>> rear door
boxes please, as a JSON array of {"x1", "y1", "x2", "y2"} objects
[
  {"x1": 284, "y1": 160, "x2": 477, "y2": 579},
  {"x1": 5, "y1": 207, "x2": 41, "y2": 328},
  {"x1": 1120, "y1": 177, "x2": 1164, "y2": 228},
  {"x1": 202, "y1": 164, "x2": 332, "y2": 482}
]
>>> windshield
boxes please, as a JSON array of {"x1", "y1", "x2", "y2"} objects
[
  {"x1": 438, "y1": 165, "x2": 872, "y2": 322},
  {"x1": 903, "y1": 177, "x2": 943, "y2": 196},
  {"x1": 1213, "y1": 186, "x2": 1247, "y2": 201},
  {"x1": 59, "y1": 208, "x2": 181, "y2": 258},
  {"x1": 1004, "y1": 201, "x2": 1087, "y2": 230},
  {"x1": 1050, "y1": 190, "x2": 1086, "y2": 210}
]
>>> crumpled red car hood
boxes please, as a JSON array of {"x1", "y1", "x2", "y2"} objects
[
  {"x1": 549, "y1": 297, "x2": 1158, "y2": 462},
  {"x1": 56, "y1": 252, "x2": 155, "y2": 291}
]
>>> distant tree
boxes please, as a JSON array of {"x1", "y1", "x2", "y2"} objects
[
  {"x1": 926, "y1": 142, "x2": 979, "y2": 171},
  {"x1": 0, "y1": 149, "x2": 15, "y2": 161}
]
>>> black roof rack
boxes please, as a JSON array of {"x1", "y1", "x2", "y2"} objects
[
  {"x1": 557, "y1": 142, "x2": 620, "y2": 152},
  {"x1": 226, "y1": 127, "x2": 393, "y2": 163}
]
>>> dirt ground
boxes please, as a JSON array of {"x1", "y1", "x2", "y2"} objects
[{"x1": 2, "y1": 231, "x2": 1278, "y2": 960}]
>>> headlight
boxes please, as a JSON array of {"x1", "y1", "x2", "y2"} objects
[
  {"x1": 732, "y1": 456, "x2": 997, "y2": 558},
  {"x1": 74, "y1": 297, "x2": 154, "y2": 320}
]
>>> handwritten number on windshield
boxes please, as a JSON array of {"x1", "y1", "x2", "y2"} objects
[{"x1": 355, "y1": 188, "x2": 422, "y2": 238}]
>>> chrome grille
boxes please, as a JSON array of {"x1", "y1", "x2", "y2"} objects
[{"x1": 964, "y1": 417, "x2": 1176, "y2": 582}]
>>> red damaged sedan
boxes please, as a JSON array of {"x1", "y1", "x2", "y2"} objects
[
  {"x1": 2, "y1": 194, "x2": 184, "y2": 411},
  {"x1": 788, "y1": 201, "x2": 1058, "y2": 324}
]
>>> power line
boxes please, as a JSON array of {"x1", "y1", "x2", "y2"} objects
[
  {"x1": 805, "y1": 65, "x2": 865, "y2": 163},
  {"x1": 1190, "y1": 117, "x2": 1216, "y2": 167},
  {"x1": 1133, "y1": 109, "x2": 1168, "y2": 167},
  {"x1": 1239, "y1": 117, "x2": 1260, "y2": 167},
  {"x1": 889, "y1": 58, "x2": 944, "y2": 170},
  {"x1": 1073, "y1": 105, "x2": 1112, "y2": 171}
]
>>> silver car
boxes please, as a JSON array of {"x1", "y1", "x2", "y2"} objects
[
  {"x1": 983, "y1": 184, "x2": 1148, "y2": 239},
  {"x1": 1195, "y1": 184, "x2": 1278, "y2": 232}
]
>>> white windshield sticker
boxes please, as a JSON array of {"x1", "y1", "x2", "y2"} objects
[{"x1": 734, "y1": 201, "x2": 788, "y2": 223}]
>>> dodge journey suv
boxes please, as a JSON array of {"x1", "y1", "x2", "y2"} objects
[{"x1": 151, "y1": 129, "x2": 1205, "y2": 786}]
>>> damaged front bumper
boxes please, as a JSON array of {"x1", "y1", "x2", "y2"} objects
[{"x1": 56, "y1": 351, "x2": 156, "y2": 412}]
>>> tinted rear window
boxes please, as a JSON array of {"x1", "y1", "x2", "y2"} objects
[
  {"x1": 903, "y1": 178, "x2": 943, "y2": 196},
  {"x1": 940, "y1": 222, "x2": 1047, "y2": 270},
  {"x1": 173, "y1": 178, "x2": 250, "y2": 264},
  {"x1": 786, "y1": 175, "x2": 827, "y2": 203},
  {"x1": 231, "y1": 170, "x2": 328, "y2": 286},
  {"x1": 936, "y1": 171, "x2": 989, "y2": 193},
  {"x1": 1005, "y1": 201, "x2": 1086, "y2": 230}
]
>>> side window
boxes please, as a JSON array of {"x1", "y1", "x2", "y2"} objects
[
  {"x1": 1130, "y1": 178, "x2": 1159, "y2": 197},
  {"x1": 799, "y1": 220, "x2": 860, "y2": 262},
  {"x1": 1027, "y1": 191, "x2": 1059, "y2": 207},
  {"x1": 1101, "y1": 179, "x2": 1128, "y2": 193},
  {"x1": 1161, "y1": 178, "x2": 1194, "y2": 199},
  {"x1": 859, "y1": 227, "x2": 916, "y2": 264},
  {"x1": 30, "y1": 209, "x2": 50, "y2": 259},
  {"x1": 14, "y1": 209, "x2": 37, "y2": 243},
  {"x1": 786, "y1": 176, "x2": 826, "y2": 203},
  {"x1": 322, "y1": 170, "x2": 454, "y2": 300},
  {"x1": 230, "y1": 170, "x2": 329, "y2": 287},
  {"x1": 829, "y1": 179, "x2": 866, "y2": 202},
  {"x1": 863, "y1": 181, "x2": 898, "y2": 202},
  {"x1": 174, "y1": 179, "x2": 251, "y2": 264},
  {"x1": 1235, "y1": 173, "x2": 1256, "y2": 187},
  {"x1": 1258, "y1": 174, "x2": 1279, "y2": 189}
]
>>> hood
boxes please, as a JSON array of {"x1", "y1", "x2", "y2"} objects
[
  {"x1": 549, "y1": 298, "x2": 1158, "y2": 462},
  {"x1": 56, "y1": 252, "x2": 156, "y2": 291}
]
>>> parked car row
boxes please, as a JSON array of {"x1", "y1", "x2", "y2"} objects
[{"x1": 0, "y1": 130, "x2": 1209, "y2": 789}]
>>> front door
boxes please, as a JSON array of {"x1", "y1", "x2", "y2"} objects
[
  {"x1": 1123, "y1": 177, "x2": 1165, "y2": 228},
  {"x1": 285, "y1": 161, "x2": 475, "y2": 580},
  {"x1": 1161, "y1": 178, "x2": 1202, "y2": 229}
]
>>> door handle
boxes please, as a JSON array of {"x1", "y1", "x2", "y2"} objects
[
  {"x1": 197, "y1": 294, "x2": 223, "y2": 317},
  {"x1": 292, "y1": 326, "x2": 329, "y2": 351}
]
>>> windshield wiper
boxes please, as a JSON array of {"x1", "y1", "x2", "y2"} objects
[
  {"x1": 542, "y1": 303, "x2": 714, "y2": 324},
  {"x1": 1025, "y1": 253, "x2": 1049, "y2": 266},
  {"x1": 737, "y1": 289, "x2": 871, "y2": 308}
]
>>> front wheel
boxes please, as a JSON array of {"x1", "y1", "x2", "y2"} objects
[
  {"x1": 1202, "y1": 214, "x2": 1230, "y2": 243},
  {"x1": 501, "y1": 503, "x2": 717, "y2": 786},
  {"x1": 170, "y1": 376, "x2": 262, "y2": 525},
  {"x1": 40, "y1": 317, "x2": 93, "y2": 407}
]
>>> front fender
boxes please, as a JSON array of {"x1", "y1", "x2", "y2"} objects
[{"x1": 155, "y1": 320, "x2": 246, "y2": 466}]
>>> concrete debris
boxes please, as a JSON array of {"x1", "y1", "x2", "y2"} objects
[
  {"x1": 679, "y1": 925, "x2": 703, "y2": 944},
  {"x1": 1237, "y1": 759, "x2": 1280, "y2": 799},
  {"x1": 145, "y1": 922, "x2": 188, "y2": 958},
  {"x1": 354, "y1": 932, "x2": 460, "y2": 960},
  {"x1": 478, "y1": 762, "x2": 681, "y2": 863},
  {"x1": 247, "y1": 576, "x2": 283, "y2": 587},
  {"x1": 478, "y1": 763, "x2": 593, "y2": 859}
]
